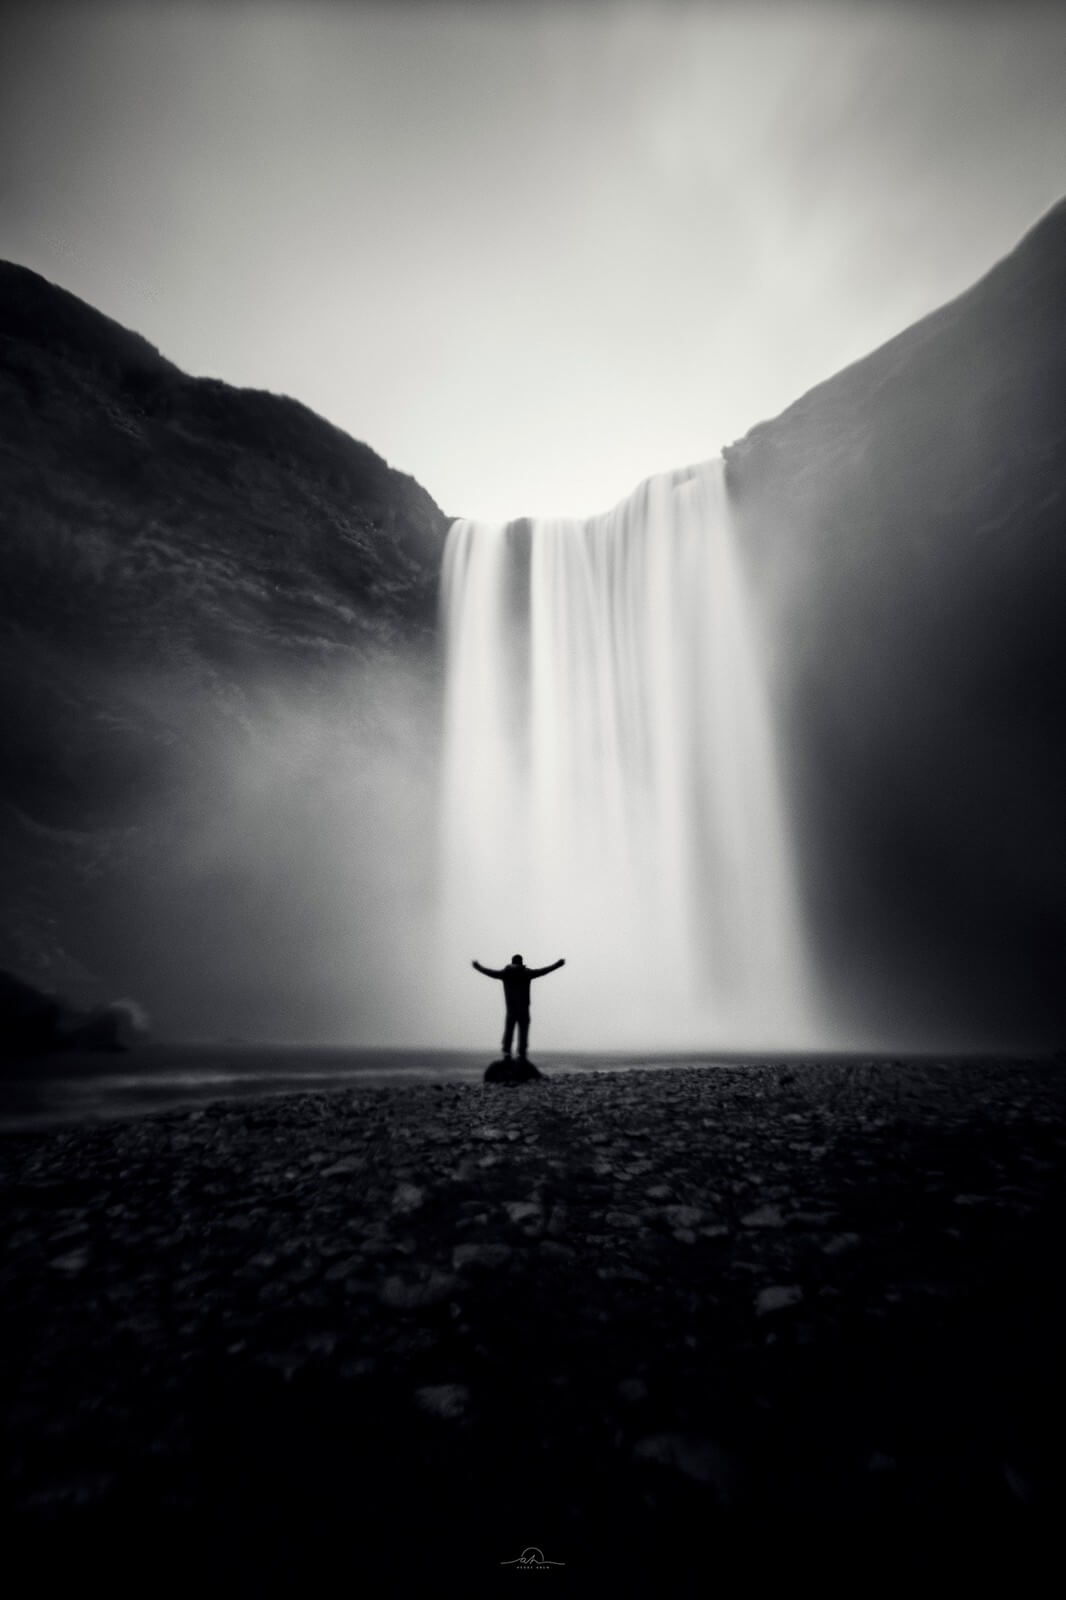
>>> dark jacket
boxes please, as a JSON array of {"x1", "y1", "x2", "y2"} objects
[{"x1": 473, "y1": 959, "x2": 564, "y2": 1017}]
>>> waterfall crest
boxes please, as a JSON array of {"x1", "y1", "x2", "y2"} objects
[{"x1": 438, "y1": 456, "x2": 812, "y2": 1049}]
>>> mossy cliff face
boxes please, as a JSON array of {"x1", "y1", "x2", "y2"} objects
[
  {"x1": 726, "y1": 201, "x2": 1066, "y2": 1046},
  {"x1": 0, "y1": 262, "x2": 449, "y2": 1030}
]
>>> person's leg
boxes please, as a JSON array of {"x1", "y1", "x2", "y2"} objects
[
  {"x1": 518, "y1": 1016, "x2": 529, "y2": 1059},
  {"x1": 502, "y1": 1012, "x2": 515, "y2": 1057}
]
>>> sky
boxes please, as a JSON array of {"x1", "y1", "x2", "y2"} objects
[{"x1": 2, "y1": 0, "x2": 1065, "y2": 520}]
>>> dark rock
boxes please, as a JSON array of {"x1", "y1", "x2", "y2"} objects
[
  {"x1": 484, "y1": 1057, "x2": 543, "y2": 1085},
  {"x1": 0, "y1": 969, "x2": 63, "y2": 1057},
  {"x1": 56, "y1": 1005, "x2": 129, "y2": 1053},
  {"x1": 1, "y1": 968, "x2": 148, "y2": 1059}
]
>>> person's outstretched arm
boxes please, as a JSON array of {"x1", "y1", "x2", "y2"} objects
[
  {"x1": 472, "y1": 960, "x2": 504, "y2": 979},
  {"x1": 529, "y1": 958, "x2": 566, "y2": 978}
]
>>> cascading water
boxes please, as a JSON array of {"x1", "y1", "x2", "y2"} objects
[{"x1": 437, "y1": 456, "x2": 812, "y2": 1049}]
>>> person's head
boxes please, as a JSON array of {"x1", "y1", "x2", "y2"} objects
[{"x1": 511, "y1": 953, "x2": 524, "y2": 966}]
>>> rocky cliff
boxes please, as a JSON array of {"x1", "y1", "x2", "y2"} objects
[
  {"x1": 726, "y1": 199, "x2": 1066, "y2": 1046},
  {"x1": 0, "y1": 262, "x2": 449, "y2": 1035},
  {"x1": 4, "y1": 197, "x2": 1066, "y2": 1051}
]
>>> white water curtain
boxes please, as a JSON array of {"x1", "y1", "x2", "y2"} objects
[{"x1": 438, "y1": 457, "x2": 812, "y2": 1049}]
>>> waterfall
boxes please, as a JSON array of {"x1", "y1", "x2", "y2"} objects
[{"x1": 438, "y1": 456, "x2": 812, "y2": 1049}]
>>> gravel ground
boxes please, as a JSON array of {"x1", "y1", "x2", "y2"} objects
[{"x1": 3, "y1": 1057, "x2": 1065, "y2": 1592}]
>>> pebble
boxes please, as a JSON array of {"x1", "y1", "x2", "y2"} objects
[
  {"x1": 452, "y1": 1242, "x2": 513, "y2": 1272},
  {"x1": 380, "y1": 1271, "x2": 458, "y2": 1310},
  {"x1": 755, "y1": 1284, "x2": 804, "y2": 1316},
  {"x1": 320, "y1": 1156, "x2": 365, "y2": 1177},
  {"x1": 662, "y1": 1204, "x2": 704, "y2": 1230},
  {"x1": 741, "y1": 1204, "x2": 785, "y2": 1228},
  {"x1": 49, "y1": 1249, "x2": 90, "y2": 1274},
  {"x1": 633, "y1": 1434, "x2": 736, "y2": 1499},
  {"x1": 822, "y1": 1233, "x2": 861, "y2": 1256},
  {"x1": 340, "y1": 1357, "x2": 377, "y2": 1381},
  {"x1": 414, "y1": 1384, "x2": 470, "y2": 1421},
  {"x1": 4, "y1": 1055, "x2": 1062, "y2": 1544},
  {"x1": 1001, "y1": 1460, "x2": 1035, "y2": 1503},
  {"x1": 324, "y1": 1255, "x2": 364, "y2": 1281}
]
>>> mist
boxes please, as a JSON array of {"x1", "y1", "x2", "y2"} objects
[{"x1": 83, "y1": 653, "x2": 445, "y2": 1046}]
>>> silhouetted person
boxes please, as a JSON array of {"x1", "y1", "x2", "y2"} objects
[{"x1": 472, "y1": 953, "x2": 565, "y2": 1061}]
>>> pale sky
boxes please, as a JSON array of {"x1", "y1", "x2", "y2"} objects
[{"x1": 2, "y1": 0, "x2": 1065, "y2": 520}]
